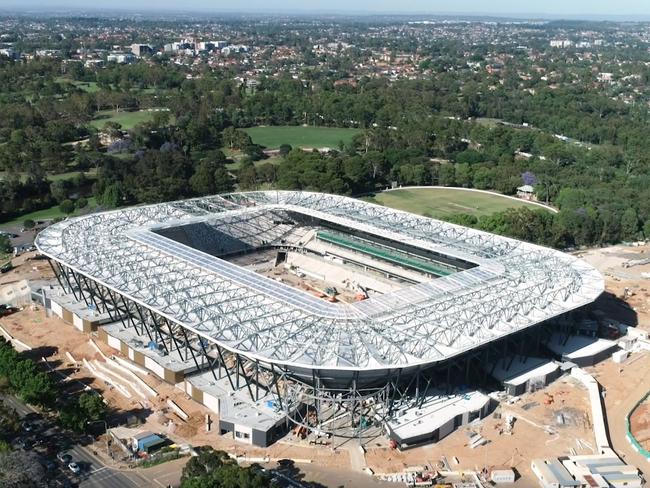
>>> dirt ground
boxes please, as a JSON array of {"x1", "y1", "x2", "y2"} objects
[
  {"x1": 628, "y1": 393, "x2": 650, "y2": 450},
  {"x1": 3, "y1": 244, "x2": 650, "y2": 485},
  {"x1": 577, "y1": 243, "x2": 650, "y2": 331},
  {"x1": 365, "y1": 377, "x2": 596, "y2": 480},
  {"x1": 0, "y1": 251, "x2": 54, "y2": 286},
  {"x1": 0, "y1": 290, "x2": 347, "y2": 475}
]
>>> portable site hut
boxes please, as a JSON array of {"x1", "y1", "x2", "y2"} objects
[
  {"x1": 531, "y1": 458, "x2": 580, "y2": 488},
  {"x1": 131, "y1": 431, "x2": 166, "y2": 453}
]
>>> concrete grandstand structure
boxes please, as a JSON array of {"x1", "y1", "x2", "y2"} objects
[{"x1": 35, "y1": 191, "x2": 604, "y2": 446}]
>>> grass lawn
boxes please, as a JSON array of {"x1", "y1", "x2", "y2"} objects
[
  {"x1": 90, "y1": 109, "x2": 169, "y2": 130},
  {"x1": 363, "y1": 188, "x2": 551, "y2": 219},
  {"x1": 56, "y1": 77, "x2": 101, "y2": 93},
  {"x1": 225, "y1": 154, "x2": 283, "y2": 171},
  {"x1": 0, "y1": 170, "x2": 97, "y2": 184},
  {"x1": 46, "y1": 169, "x2": 97, "y2": 182},
  {"x1": 0, "y1": 197, "x2": 98, "y2": 228},
  {"x1": 244, "y1": 126, "x2": 360, "y2": 150}
]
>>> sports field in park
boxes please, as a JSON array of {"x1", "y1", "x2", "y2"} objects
[
  {"x1": 244, "y1": 125, "x2": 360, "y2": 149},
  {"x1": 364, "y1": 187, "x2": 552, "y2": 219},
  {"x1": 90, "y1": 109, "x2": 171, "y2": 130}
]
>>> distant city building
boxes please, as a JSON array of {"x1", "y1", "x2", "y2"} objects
[
  {"x1": 221, "y1": 45, "x2": 249, "y2": 56},
  {"x1": 107, "y1": 52, "x2": 135, "y2": 64},
  {"x1": 131, "y1": 44, "x2": 153, "y2": 57},
  {"x1": 597, "y1": 72, "x2": 614, "y2": 83},
  {"x1": 0, "y1": 48, "x2": 17, "y2": 59},
  {"x1": 550, "y1": 39, "x2": 574, "y2": 48},
  {"x1": 35, "y1": 49, "x2": 61, "y2": 58}
]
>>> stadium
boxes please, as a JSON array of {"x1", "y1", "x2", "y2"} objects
[{"x1": 35, "y1": 191, "x2": 604, "y2": 447}]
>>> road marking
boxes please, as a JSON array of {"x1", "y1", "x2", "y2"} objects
[{"x1": 91, "y1": 466, "x2": 107, "y2": 474}]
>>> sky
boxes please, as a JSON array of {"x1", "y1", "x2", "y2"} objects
[{"x1": 3, "y1": 0, "x2": 650, "y2": 18}]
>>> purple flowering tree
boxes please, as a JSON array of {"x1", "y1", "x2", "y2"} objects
[{"x1": 521, "y1": 171, "x2": 538, "y2": 186}]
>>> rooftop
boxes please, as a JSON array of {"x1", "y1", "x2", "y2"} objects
[{"x1": 35, "y1": 191, "x2": 604, "y2": 373}]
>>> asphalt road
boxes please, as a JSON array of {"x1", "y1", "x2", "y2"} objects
[{"x1": 0, "y1": 393, "x2": 156, "y2": 488}]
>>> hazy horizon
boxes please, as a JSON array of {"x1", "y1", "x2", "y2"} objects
[{"x1": 2, "y1": 0, "x2": 650, "y2": 21}]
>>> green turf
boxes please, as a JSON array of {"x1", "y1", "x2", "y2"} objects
[
  {"x1": 363, "y1": 188, "x2": 550, "y2": 219},
  {"x1": 0, "y1": 197, "x2": 98, "y2": 227},
  {"x1": 90, "y1": 109, "x2": 169, "y2": 130},
  {"x1": 46, "y1": 169, "x2": 97, "y2": 182},
  {"x1": 243, "y1": 126, "x2": 360, "y2": 149},
  {"x1": 56, "y1": 77, "x2": 101, "y2": 93},
  {"x1": 225, "y1": 154, "x2": 282, "y2": 171}
]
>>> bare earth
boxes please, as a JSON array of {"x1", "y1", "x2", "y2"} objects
[{"x1": 2, "y1": 244, "x2": 650, "y2": 486}]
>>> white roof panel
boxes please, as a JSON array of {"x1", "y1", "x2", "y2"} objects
[{"x1": 35, "y1": 191, "x2": 604, "y2": 371}]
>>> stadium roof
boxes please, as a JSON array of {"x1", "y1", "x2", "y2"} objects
[{"x1": 35, "y1": 191, "x2": 604, "y2": 372}]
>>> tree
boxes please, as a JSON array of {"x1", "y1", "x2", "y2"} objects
[
  {"x1": 59, "y1": 199, "x2": 75, "y2": 215},
  {"x1": 279, "y1": 144, "x2": 292, "y2": 157},
  {"x1": 214, "y1": 166, "x2": 234, "y2": 193},
  {"x1": 20, "y1": 372, "x2": 56, "y2": 407},
  {"x1": 621, "y1": 208, "x2": 639, "y2": 241},
  {"x1": 454, "y1": 163, "x2": 472, "y2": 188},
  {"x1": 59, "y1": 401, "x2": 86, "y2": 433},
  {"x1": 76, "y1": 197, "x2": 88, "y2": 209},
  {"x1": 22, "y1": 219, "x2": 35, "y2": 230},
  {"x1": 78, "y1": 392, "x2": 106, "y2": 422},
  {"x1": 181, "y1": 448, "x2": 233, "y2": 482},
  {"x1": 180, "y1": 448, "x2": 274, "y2": 488},
  {"x1": 99, "y1": 183, "x2": 126, "y2": 208},
  {"x1": 0, "y1": 236, "x2": 10, "y2": 254},
  {"x1": 0, "y1": 450, "x2": 47, "y2": 488},
  {"x1": 8, "y1": 360, "x2": 38, "y2": 393},
  {"x1": 190, "y1": 160, "x2": 219, "y2": 195},
  {"x1": 49, "y1": 180, "x2": 68, "y2": 203},
  {"x1": 60, "y1": 392, "x2": 106, "y2": 433},
  {"x1": 238, "y1": 159, "x2": 258, "y2": 190}
]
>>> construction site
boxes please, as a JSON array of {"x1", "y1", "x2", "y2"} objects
[{"x1": 2, "y1": 191, "x2": 650, "y2": 487}]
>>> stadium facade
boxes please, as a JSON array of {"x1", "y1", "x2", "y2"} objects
[{"x1": 36, "y1": 191, "x2": 604, "y2": 447}]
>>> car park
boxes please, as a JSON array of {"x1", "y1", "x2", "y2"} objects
[
  {"x1": 41, "y1": 459, "x2": 57, "y2": 471},
  {"x1": 57, "y1": 451, "x2": 72, "y2": 464},
  {"x1": 17, "y1": 438, "x2": 33, "y2": 450}
]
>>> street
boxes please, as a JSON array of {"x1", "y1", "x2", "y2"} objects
[{"x1": 0, "y1": 393, "x2": 183, "y2": 488}]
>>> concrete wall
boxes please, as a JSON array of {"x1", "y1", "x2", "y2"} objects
[
  {"x1": 97, "y1": 328, "x2": 185, "y2": 385},
  {"x1": 51, "y1": 300, "x2": 63, "y2": 318},
  {"x1": 202, "y1": 391, "x2": 219, "y2": 413},
  {"x1": 49, "y1": 299, "x2": 99, "y2": 332}
]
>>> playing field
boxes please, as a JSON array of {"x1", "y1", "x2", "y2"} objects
[
  {"x1": 244, "y1": 126, "x2": 360, "y2": 149},
  {"x1": 56, "y1": 77, "x2": 101, "y2": 93},
  {"x1": 364, "y1": 188, "x2": 551, "y2": 219},
  {"x1": 90, "y1": 109, "x2": 170, "y2": 130}
]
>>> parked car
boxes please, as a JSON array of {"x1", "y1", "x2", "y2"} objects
[
  {"x1": 68, "y1": 462, "x2": 80, "y2": 474},
  {"x1": 57, "y1": 452, "x2": 72, "y2": 464},
  {"x1": 17, "y1": 438, "x2": 33, "y2": 450}
]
